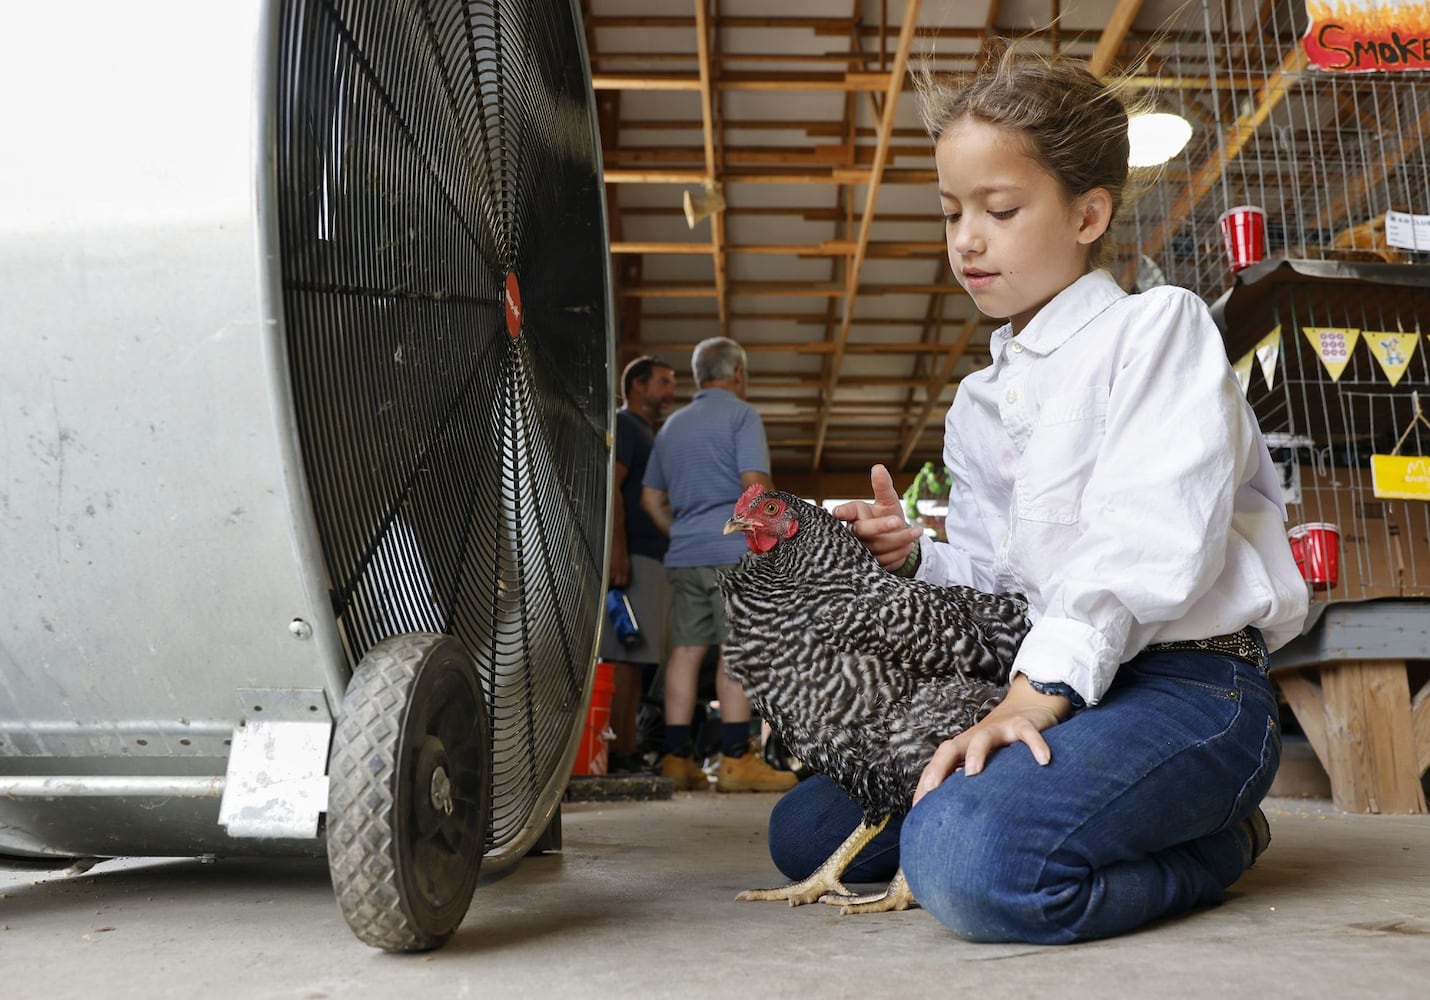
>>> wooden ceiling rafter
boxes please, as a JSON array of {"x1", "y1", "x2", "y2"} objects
[
  {"x1": 881, "y1": 1, "x2": 1002, "y2": 473},
  {"x1": 692, "y1": 0, "x2": 728, "y2": 337},
  {"x1": 1087, "y1": 0, "x2": 1145, "y2": 77},
  {"x1": 588, "y1": 1, "x2": 1405, "y2": 477},
  {"x1": 593, "y1": 51, "x2": 878, "y2": 66},
  {"x1": 894, "y1": 261, "x2": 951, "y2": 471},
  {"x1": 601, "y1": 143, "x2": 933, "y2": 170},
  {"x1": 609, "y1": 238, "x2": 943, "y2": 256},
  {"x1": 809, "y1": 1, "x2": 867, "y2": 441},
  {"x1": 626, "y1": 339, "x2": 991, "y2": 355},
  {"x1": 591, "y1": 71, "x2": 895, "y2": 92},
  {"x1": 810, "y1": 0, "x2": 922, "y2": 470},
  {"x1": 588, "y1": 14, "x2": 857, "y2": 29},
  {"x1": 896, "y1": 314, "x2": 978, "y2": 468},
  {"x1": 618, "y1": 278, "x2": 968, "y2": 297}
]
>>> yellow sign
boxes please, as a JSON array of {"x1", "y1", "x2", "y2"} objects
[
  {"x1": 1302, "y1": 326, "x2": 1361, "y2": 380},
  {"x1": 1371, "y1": 454, "x2": 1430, "y2": 499}
]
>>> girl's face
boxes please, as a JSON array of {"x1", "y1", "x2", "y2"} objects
[{"x1": 935, "y1": 117, "x2": 1108, "y2": 335}]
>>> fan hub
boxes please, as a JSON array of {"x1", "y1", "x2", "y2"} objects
[
  {"x1": 504, "y1": 272, "x2": 523, "y2": 338},
  {"x1": 429, "y1": 765, "x2": 454, "y2": 817}
]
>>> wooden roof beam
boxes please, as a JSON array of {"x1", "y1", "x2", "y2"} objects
[
  {"x1": 602, "y1": 167, "x2": 936, "y2": 183},
  {"x1": 619, "y1": 279, "x2": 970, "y2": 298},
  {"x1": 811, "y1": 0, "x2": 921, "y2": 469},
  {"x1": 692, "y1": 0, "x2": 728, "y2": 336},
  {"x1": 610, "y1": 239, "x2": 944, "y2": 256},
  {"x1": 893, "y1": 260, "x2": 952, "y2": 471},
  {"x1": 1087, "y1": 0, "x2": 1145, "y2": 77},
  {"x1": 593, "y1": 52, "x2": 877, "y2": 66},
  {"x1": 601, "y1": 144, "x2": 929, "y2": 166},
  {"x1": 896, "y1": 316, "x2": 979, "y2": 469},
  {"x1": 587, "y1": 15, "x2": 857, "y2": 30},
  {"x1": 591, "y1": 71, "x2": 894, "y2": 92},
  {"x1": 629, "y1": 340, "x2": 989, "y2": 355}
]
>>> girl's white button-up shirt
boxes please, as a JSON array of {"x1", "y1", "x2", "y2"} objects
[{"x1": 916, "y1": 269, "x2": 1308, "y2": 706}]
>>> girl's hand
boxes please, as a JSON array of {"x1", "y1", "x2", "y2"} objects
[
  {"x1": 912, "y1": 676, "x2": 1072, "y2": 805},
  {"x1": 831, "y1": 463, "x2": 925, "y2": 571}
]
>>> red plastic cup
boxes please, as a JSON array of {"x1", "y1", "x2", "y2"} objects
[
  {"x1": 1288, "y1": 522, "x2": 1340, "y2": 590},
  {"x1": 1218, "y1": 205, "x2": 1267, "y2": 273}
]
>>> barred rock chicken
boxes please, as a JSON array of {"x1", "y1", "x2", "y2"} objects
[{"x1": 719, "y1": 485, "x2": 1029, "y2": 914}]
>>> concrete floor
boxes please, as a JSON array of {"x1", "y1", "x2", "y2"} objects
[{"x1": 3, "y1": 791, "x2": 1428, "y2": 999}]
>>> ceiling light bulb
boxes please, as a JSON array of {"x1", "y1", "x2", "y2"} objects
[{"x1": 1127, "y1": 112, "x2": 1193, "y2": 167}]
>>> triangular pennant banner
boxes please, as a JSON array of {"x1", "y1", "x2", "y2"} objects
[
  {"x1": 1233, "y1": 349, "x2": 1255, "y2": 395},
  {"x1": 1364, "y1": 331, "x2": 1419, "y2": 387},
  {"x1": 1302, "y1": 326, "x2": 1361, "y2": 382},
  {"x1": 1254, "y1": 326, "x2": 1282, "y2": 390}
]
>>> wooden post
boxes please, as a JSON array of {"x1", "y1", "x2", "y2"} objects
[{"x1": 1319, "y1": 660, "x2": 1427, "y2": 814}]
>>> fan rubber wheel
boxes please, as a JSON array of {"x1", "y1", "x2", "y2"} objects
[{"x1": 327, "y1": 633, "x2": 491, "y2": 952}]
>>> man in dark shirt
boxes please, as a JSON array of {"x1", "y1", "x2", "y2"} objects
[{"x1": 601, "y1": 356, "x2": 677, "y2": 771}]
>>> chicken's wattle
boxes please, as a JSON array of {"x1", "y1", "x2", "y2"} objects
[{"x1": 746, "y1": 530, "x2": 780, "y2": 554}]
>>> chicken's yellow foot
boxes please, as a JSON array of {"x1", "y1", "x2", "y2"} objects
[
  {"x1": 820, "y1": 866, "x2": 918, "y2": 914},
  {"x1": 735, "y1": 872, "x2": 854, "y2": 906},
  {"x1": 735, "y1": 815, "x2": 889, "y2": 908}
]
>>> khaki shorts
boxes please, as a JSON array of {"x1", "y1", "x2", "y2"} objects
[{"x1": 667, "y1": 564, "x2": 737, "y2": 647}]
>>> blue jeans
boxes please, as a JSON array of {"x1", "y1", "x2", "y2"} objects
[{"x1": 766, "y1": 647, "x2": 1281, "y2": 944}]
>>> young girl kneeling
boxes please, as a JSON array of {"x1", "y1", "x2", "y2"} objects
[{"x1": 767, "y1": 46, "x2": 1309, "y2": 945}]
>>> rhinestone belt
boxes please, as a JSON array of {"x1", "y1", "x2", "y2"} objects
[{"x1": 1144, "y1": 625, "x2": 1267, "y2": 671}]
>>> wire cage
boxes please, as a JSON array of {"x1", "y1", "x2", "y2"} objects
[
  {"x1": 1213, "y1": 260, "x2": 1430, "y2": 602},
  {"x1": 1099, "y1": 0, "x2": 1430, "y2": 606},
  {"x1": 1114, "y1": 0, "x2": 1430, "y2": 301}
]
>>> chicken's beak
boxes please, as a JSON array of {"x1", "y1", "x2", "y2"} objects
[{"x1": 723, "y1": 515, "x2": 752, "y2": 535}]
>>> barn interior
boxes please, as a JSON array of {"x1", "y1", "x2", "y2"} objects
[{"x1": 2, "y1": 0, "x2": 1429, "y2": 995}]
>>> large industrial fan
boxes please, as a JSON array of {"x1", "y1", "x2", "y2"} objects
[{"x1": 0, "y1": 0, "x2": 612, "y2": 953}]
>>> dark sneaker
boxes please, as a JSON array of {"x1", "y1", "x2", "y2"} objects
[{"x1": 1244, "y1": 807, "x2": 1271, "y2": 867}]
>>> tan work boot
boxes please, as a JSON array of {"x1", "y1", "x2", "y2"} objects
[
  {"x1": 715, "y1": 746, "x2": 798, "y2": 793},
  {"x1": 660, "y1": 753, "x2": 710, "y2": 791}
]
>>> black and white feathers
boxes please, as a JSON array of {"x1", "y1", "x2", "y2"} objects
[{"x1": 719, "y1": 488, "x2": 1029, "y2": 822}]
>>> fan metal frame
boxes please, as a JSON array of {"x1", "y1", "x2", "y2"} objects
[
  {"x1": 268, "y1": 0, "x2": 616, "y2": 869},
  {"x1": 0, "y1": 0, "x2": 612, "y2": 881}
]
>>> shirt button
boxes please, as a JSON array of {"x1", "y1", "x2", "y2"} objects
[
  {"x1": 1005, "y1": 390, "x2": 1018, "y2": 404},
  {"x1": 1011, "y1": 342, "x2": 1025, "y2": 354}
]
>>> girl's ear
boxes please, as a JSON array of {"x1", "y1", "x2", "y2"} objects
[{"x1": 1074, "y1": 188, "x2": 1113, "y2": 245}]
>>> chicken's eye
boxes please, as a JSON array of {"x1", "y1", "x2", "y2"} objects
[{"x1": 763, "y1": 501, "x2": 780, "y2": 515}]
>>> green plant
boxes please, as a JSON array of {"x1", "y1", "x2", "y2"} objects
[{"x1": 902, "y1": 461, "x2": 951, "y2": 519}]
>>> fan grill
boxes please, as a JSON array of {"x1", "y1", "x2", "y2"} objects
[{"x1": 275, "y1": 0, "x2": 611, "y2": 851}]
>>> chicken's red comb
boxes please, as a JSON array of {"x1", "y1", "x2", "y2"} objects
[{"x1": 734, "y1": 482, "x2": 766, "y2": 516}]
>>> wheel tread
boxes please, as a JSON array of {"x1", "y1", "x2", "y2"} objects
[{"x1": 327, "y1": 634, "x2": 488, "y2": 952}]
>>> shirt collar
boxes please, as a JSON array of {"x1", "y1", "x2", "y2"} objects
[{"x1": 990, "y1": 269, "x2": 1127, "y2": 360}]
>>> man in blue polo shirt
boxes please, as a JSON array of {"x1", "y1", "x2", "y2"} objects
[{"x1": 641, "y1": 337, "x2": 796, "y2": 794}]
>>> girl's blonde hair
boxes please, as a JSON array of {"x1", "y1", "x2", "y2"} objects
[{"x1": 917, "y1": 42, "x2": 1131, "y2": 270}]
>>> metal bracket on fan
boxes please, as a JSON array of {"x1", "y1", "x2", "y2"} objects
[{"x1": 218, "y1": 688, "x2": 333, "y2": 839}]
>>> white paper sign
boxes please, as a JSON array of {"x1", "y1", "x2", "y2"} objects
[
  {"x1": 1274, "y1": 458, "x2": 1302, "y2": 506},
  {"x1": 1385, "y1": 210, "x2": 1430, "y2": 251}
]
